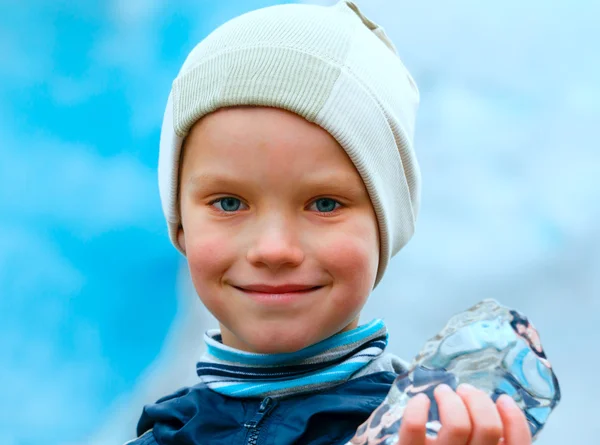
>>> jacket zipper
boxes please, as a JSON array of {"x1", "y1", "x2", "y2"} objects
[{"x1": 244, "y1": 396, "x2": 276, "y2": 445}]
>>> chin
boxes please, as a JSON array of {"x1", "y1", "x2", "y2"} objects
[{"x1": 243, "y1": 325, "x2": 322, "y2": 354}]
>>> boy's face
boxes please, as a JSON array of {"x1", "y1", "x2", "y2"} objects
[{"x1": 178, "y1": 106, "x2": 379, "y2": 354}]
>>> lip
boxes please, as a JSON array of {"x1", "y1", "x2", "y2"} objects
[
  {"x1": 236, "y1": 284, "x2": 322, "y2": 293},
  {"x1": 233, "y1": 283, "x2": 324, "y2": 304}
]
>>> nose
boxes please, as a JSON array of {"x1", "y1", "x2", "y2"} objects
[{"x1": 246, "y1": 216, "x2": 304, "y2": 271}]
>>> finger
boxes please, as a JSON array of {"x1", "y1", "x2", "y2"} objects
[
  {"x1": 397, "y1": 393, "x2": 430, "y2": 445},
  {"x1": 496, "y1": 395, "x2": 532, "y2": 445},
  {"x1": 433, "y1": 384, "x2": 471, "y2": 445},
  {"x1": 456, "y1": 384, "x2": 503, "y2": 445}
]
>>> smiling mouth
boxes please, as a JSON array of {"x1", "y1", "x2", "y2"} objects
[
  {"x1": 232, "y1": 284, "x2": 324, "y2": 303},
  {"x1": 234, "y1": 284, "x2": 323, "y2": 293}
]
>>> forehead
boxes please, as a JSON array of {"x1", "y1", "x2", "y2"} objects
[{"x1": 181, "y1": 106, "x2": 362, "y2": 181}]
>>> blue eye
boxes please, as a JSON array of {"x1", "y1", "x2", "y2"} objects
[
  {"x1": 212, "y1": 197, "x2": 244, "y2": 212},
  {"x1": 311, "y1": 198, "x2": 341, "y2": 213}
]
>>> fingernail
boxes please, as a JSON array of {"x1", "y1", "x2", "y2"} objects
[
  {"x1": 435, "y1": 384, "x2": 452, "y2": 394},
  {"x1": 413, "y1": 392, "x2": 429, "y2": 402},
  {"x1": 498, "y1": 394, "x2": 517, "y2": 408},
  {"x1": 457, "y1": 383, "x2": 476, "y2": 393}
]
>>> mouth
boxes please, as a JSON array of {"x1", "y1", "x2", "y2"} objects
[
  {"x1": 236, "y1": 284, "x2": 323, "y2": 293},
  {"x1": 232, "y1": 283, "x2": 325, "y2": 304}
]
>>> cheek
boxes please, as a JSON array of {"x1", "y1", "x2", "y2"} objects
[
  {"x1": 185, "y1": 229, "x2": 235, "y2": 291},
  {"x1": 184, "y1": 229, "x2": 239, "y2": 323},
  {"x1": 315, "y1": 217, "x2": 379, "y2": 290}
]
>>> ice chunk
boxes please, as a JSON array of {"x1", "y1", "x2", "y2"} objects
[{"x1": 348, "y1": 299, "x2": 560, "y2": 444}]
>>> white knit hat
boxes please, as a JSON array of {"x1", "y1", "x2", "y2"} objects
[{"x1": 158, "y1": 0, "x2": 421, "y2": 286}]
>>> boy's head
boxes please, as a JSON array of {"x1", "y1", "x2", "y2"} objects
[
  {"x1": 158, "y1": 0, "x2": 421, "y2": 353},
  {"x1": 178, "y1": 106, "x2": 379, "y2": 353}
]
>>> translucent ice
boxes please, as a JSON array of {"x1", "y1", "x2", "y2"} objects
[{"x1": 348, "y1": 299, "x2": 560, "y2": 444}]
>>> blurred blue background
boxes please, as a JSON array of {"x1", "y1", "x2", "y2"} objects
[{"x1": 1, "y1": 1, "x2": 598, "y2": 444}]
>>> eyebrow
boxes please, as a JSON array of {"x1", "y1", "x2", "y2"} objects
[
  {"x1": 186, "y1": 173, "x2": 235, "y2": 186},
  {"x1": 184, "y1": 173, "x2": 244, "y2": 192},
  {"x1": 299, "y1": 173, "x2": 366, "y2": 196}
]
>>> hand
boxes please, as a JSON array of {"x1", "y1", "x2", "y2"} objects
[{"x1": 397, "y1": 383, "x2": 532, "y2": 445}]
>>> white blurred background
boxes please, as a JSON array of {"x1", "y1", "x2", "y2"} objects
[{"x1": 1, "y1": 1, "x2": 598, "y2": 444}]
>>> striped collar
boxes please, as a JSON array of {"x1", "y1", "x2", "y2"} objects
[{"x1": 196, "y1": 319, "x2": 388, "y2": 398}]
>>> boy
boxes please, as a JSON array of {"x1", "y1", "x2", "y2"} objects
[{"x1": 127, "y1": 1, "x2": 531, "y2": 444}]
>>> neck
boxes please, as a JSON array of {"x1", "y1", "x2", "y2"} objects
[{"x1": 218, "y1": 316, "x2": 361, "y2": 353}]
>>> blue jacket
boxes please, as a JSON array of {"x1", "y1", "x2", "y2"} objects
[{"x1": 127, "y1": 371, "x2": 398, "y2": 445}]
